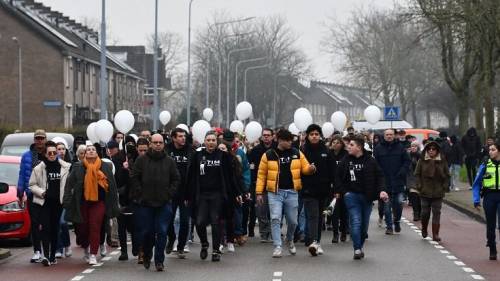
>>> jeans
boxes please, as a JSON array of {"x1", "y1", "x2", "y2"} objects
[
  {"x1": 297, "y1": 196, "x2": 307, "y2": 237},
  {"x1": 344, "y1": 192, "x2": 372, "y2": 250},
  {"x1": 268, "y1": 189, "x2": 299, "y2": 248},
  {"x1": 384, "y1": 192, "x2": 404, "y2": 230},
  {"x1": 303, "y1": 197, "x2": 325, "y2": 244},
  {"x1": 256, "y1": 194, "x2": 271, "y2": 238},
  {"x1": 57, "y1": 209, "x2": 70, "y2": 253},
  {"x1": 465, "y1": 156, "x2": 478, "y2": 187},
  {"x1": 449, "y1": 164, "x2": 461, "y2": 189},
  {"x1": 136, "y1": 203, "x2": 173, "y2": 264},
  {"x1": 332, "y1": 195, "x2": 348, "y2": 235},
  {"x1": 234, "y1": 204, "x2": 245, "y2": 236},
  {"x1": 483, "y1": 192, "x2": 500, "y2": 248},
  {"x1": 167, "y1": 201, "x2": 191, "y2": 251}
]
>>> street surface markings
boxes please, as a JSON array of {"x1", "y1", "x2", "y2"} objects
[
  {"x1": 471, "y1": 274, "x2": 485, "y2": 280},
  {"x1": 71, "y1": 276, "x2": 84, "y2": 281},
  {"x1": 410, "y1": 226, "x2": 418, "y2": 229},
  {"x1": 434, "y1": 245, "x2": 444, "y2": 249},
  {"x1": 102, "y1": 257, "x2": 112, "y2": 261},
  {"x1": 440, "y1": 250, "x2": 450, "y2": 254},
  {"x1": 110, "y1": 251, "x2": 120, "y2": 255},
  {"x1": 272, "y1": 279, "x2": 281, "y2": 281},
  {"x1": 92, "y1": 262, "x2": 104, "y2": 267},
  {"x1": 429, "y1": 241, "x2": 439, "y2": 245},
  {"x1": 446, "y1": 255, "x2": 457, "y2": 260},
  {"x1": 462, "y1": 268, "x2": 475, "y2": 273},
  {"x1": 454, "y1": 261, "x2": 465, "y2": 266},
  {"x1": 407, "y1": 223, "x2": 414, "y2": 226},
  {"x1": 273, "y1": 272, "x2": 283, "y2": 277},
  {"x1": 82, "y1": 268, "x2": 95, "y2": 274}
]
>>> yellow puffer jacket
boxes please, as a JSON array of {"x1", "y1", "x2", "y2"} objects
[{"x1": 256, "y1": 148, "x2": 312, "y2": 194}]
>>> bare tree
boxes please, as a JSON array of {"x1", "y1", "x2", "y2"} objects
[
  {"x1": 146, "y1": 31, "x2": 184, "y2": 80},
  {"x1": 78, "y1": 16, "x2": 120, "y2": 45}
]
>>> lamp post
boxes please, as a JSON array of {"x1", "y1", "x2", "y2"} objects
[
  {"x1": 99, "y1": 0, "x2": 107, "y2": 120},
  {"x1": 244, "y1": 63, "x2": 270, "y2": 101},
  {"x1": 152, "y1": 0, "x2": 159, "y2": 131},
  {"x1": 12, "y1": 37, "x2": 22, "y2": 129},
  {"x1": 226, "y1": 46, "x2": 258, "y2": 126},
  {"x1": 234, "y1": 57, "x2": 267, "y2": 115},
  {"x1": 186, "y1": 0, "x2": 194, "y2": 126}
]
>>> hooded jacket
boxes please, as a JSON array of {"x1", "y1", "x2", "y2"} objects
[
  {"x1": 414, "y1": 142, "x2": 450, "y2": 198},
  {"x1": 373, "y1": 139, "x2": 411, "y2": 193},
  {"x1": 130, "y1": 149, "x2": 180, "y2": 207},
  {"x1": 461, "y1": 127, "x2": 482, "y2": 158},
  {"x1": 300, "y1": 140, "x2": 334, "y2": 198}
]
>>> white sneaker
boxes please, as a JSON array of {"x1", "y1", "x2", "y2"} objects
[
  {"x1": 88, "y1": 254, "x2": 97, "y2": 265},
  {"x1": 272, "y1": 246, "x2": 282, "y2": 258},
  {"x1": 183, "y1": 245, "x2": 190, "y2": 253},
  {"x1": 172, "y1": 241, "x2": 178, "y2": 252},
  {"x1": 30, "y1": 251, "x2": 42, "y2": 263},
  {"x1": 83, "y1": 247, "x2": 90, "y2": 262},
  {"x1": 65, "y1": 247, "x2": 72, "y2": 257},
  {"x1": 100, "y1": 244, "x2": 107, "y2": 257},
  {"x1": 41, "y1": 257, "x2": 50, "y2": 266},
  {"x1": 55, "y1": 252, "x2": 63, "y2": 259},
  {"x1": 219, "y1": 245, "x2": 225, "y2": 253},
  {"x1": 317, "y1": 244, "x2": 324, "y2": 255},
  {"x1": 227, "y1": 242, "x2": 235, "y2": 253},
  {"x1": 378, "y1": 218, "x2": 383, "y2": 228},
  {"x1": 308, "y1": 242, "x2": 318, "y2": 256},
  {"x1": 286, "y1": 241, "x2": 296, "y2": 255}
]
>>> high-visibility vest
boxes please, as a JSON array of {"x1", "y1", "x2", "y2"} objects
[{"x1": 483, "y1": 159, "x2": 500, "y2": 190}]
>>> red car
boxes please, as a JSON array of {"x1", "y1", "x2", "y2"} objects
[{"x1": 0, "y1": 155, "x2": 31, "y2": 243}]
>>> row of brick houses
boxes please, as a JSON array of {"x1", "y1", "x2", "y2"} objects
[{"x1": 0, "y1": 0, "x2": 168, "y2": 130}]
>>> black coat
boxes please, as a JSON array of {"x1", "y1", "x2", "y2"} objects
[
  {"x1": 247, "y1": 142, "x2": 275, "y2": 187},
  {"x1": 300, "y1": 141, "x2": 334, "y2": 198},
  {"x1": 373, "y1": 139, "x2": 411, "y2": 193},
  {"x1": 165, "y1": 143, "x2": 195, "y2": 202},
  {"x1": 336, "y1": 152, "x2": 385, "y2": 201},
  {"x1": 461, "y1": 128, "x2": 482, "y2": 158}
]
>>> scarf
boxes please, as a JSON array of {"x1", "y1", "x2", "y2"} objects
[{"x1": 83, "y1": 157, "x2": 109, "y2": 201}]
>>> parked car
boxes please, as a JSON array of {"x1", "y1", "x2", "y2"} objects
[
  {"x1": 0, "y1": 155, "x2": 31, "y2": 243},
  {"x1": 1, "y1": 132, "x2": 74, "y2": 156}
]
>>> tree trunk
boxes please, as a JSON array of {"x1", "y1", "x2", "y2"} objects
[
  {"x1": 426, "y1": 109, "x2": 431, "y2": 128},
  {"x1": 483, "y1": 82, "x2": 495, "y2": 137},
  {"x1": 456, "y1": 89, "x2": 470, "y2": 134},
  {"x1": 411, "y1": 102, "x2": 418, "y2": 128},
  {"x1": 473, "y1": 78, "x2": 485, "y2": 138}
]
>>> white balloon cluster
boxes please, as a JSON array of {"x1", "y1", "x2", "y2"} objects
[
  {"x1": 364, "y1": 105, "x2": 381, "y2": 125},
  {"x1": 245, "y1": 121, "x2": 262, "y2": 143},
  {"x1": 86, "y1": 119, "x2": 114, "y2": 144},
  {"x1": 114, "y1": 110, "x2": 135, "y2": 134},
  {"x1": 331, "y1": 111, "x2": 347, "y2": 132},
  {"x1": 230, "y1": 120, "x2": 244, "y2": 134},
  {"x1": 191, "y1": 120, "x2": 211, "y2": 144}
]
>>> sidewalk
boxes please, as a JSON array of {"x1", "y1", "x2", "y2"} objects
[
  {"x1": 0, "y1": 248, "x2": 11, "y2": 260},
  {"x1": 443, "y1": 182, "x2": 485, "y2": 223}
]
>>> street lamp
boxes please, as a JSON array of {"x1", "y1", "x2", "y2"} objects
[
  {"x1": 99, "y1": 0, "x2": 107, "y2": 120},
  {"x1": 12, "y1": 37, "x2": 22, "y2": 129},
  {"x1": 244, "y1": 63, "x2": 270, "y2": 101},
  {"x1": 234, "y1": 57, "x2": 267, "y2": 114},
  {"x1": 186, "y1": 0, "x2": 194, "y2": 126},
  {"x1": 226, "y1": 46, "x2": 258, "y2": 126},
  {"x1": 152, "y1": 0, "x2": 159, "y2": 130}
]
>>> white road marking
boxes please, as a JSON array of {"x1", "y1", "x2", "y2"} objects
[
  {"x1": 272, "y1": 279, "x2": 281, "y2": 281},
  {"x1": 434, "y1": 245, "x2": 444, "y2": 249},
  {"x1": 102, "y1": 257, "x2": 112, "y2": 261},
  {"x1": 92, "y1": 262, "x2": 104, "y2": 267},
  {"x1": 71, "y1": 276, "x2": 84, "y2": 281},
  {"x1": 446, "y1": 255, "x2": 457, "y2": 260},
  {"x1": 127, "y1": 242, "x2": 132, "y2": 245},
  {"x1": 454, "y1": 261, "x2": 465, "y2": 266},
  {"x1": 440, "y1": 250, "x2": 450, "y2": 254},
  {"x1": 82, "y1": 269, "x2": 94, "y2": 274},
  {"x1": 410, "y1": 226, "x2": 418, "y2": 229},
  {"x1": 273, "y1": 272, "x2": 283, "y2": 277},
  {"x1": 429, "y1": 241, "x2": 439, "y2": 245},
  {"x1": 110, "y1": 251, "x2": 120, "y2": 255},
  {"x1": 471, "y1": 274, "x2": 485, "y2": 280},
  {"x1": 407, "y1": 223, "x2": 414, "y2": 226},
  {"x1": 462, "y1": 267, "x2": 475, "y2": 273}
]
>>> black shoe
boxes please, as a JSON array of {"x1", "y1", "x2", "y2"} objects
[
  {"x1": 385, "y1": 228, "x2": 394, "y2": 235},
  {"x1": 165, "y1": 241, "x2": 174, "y2": 255},
  {"x1": 360, "y1": 250, "x2": 365, "y2": 259},
  {"x1": 394, "y1": 223, "x2": 401, "y2": 233},
  {"x1": 200, "y1": 247, "x2": 208, "y2": 260},
  {"x1": 143, "y1": 257, "x2": 151, "y2": 270},
  {"x1": 490, "y1": 247, "x2": 497, "y2": 260},
  {"x1": 340, "y1": 232, "x2": 347, "y2": 242},
  {"x1": 118, "y1": 252, "x2": 128, "y2": 261},
  {"x1": 332, "y1": 233, "x2": 339, "y2": 243},
  {"x1": 248, "y1": 230, "x2": 255, "y2": 237},
  {"x1": 211, "y1": 251, "x2": 221, "y2": 262},
  {"x1": 155, "y1": 263, "x2": 164, "y2": 271},
  {"x1": 41, "y1": 258, "x2": 50, "y2": 266},
  {"x1": 132, "y1": 248, "x2": 139, "y2": 257}
]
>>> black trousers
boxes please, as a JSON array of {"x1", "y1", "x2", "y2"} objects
[
  {"x1": 28, "y1": 197, "x2": 43, "y2": 252},
  {"x1": 465, "y1": 156, "x2": 478, "y2": 186},
  {"x1": 196, "y1": 194, "x2": 223, "y2": 251},
  {"x1": 303, "y1": 197, "x2": 325, "y2": 244},
  {"x1": 243, "y1": 199, "x2": 256, "y2": 235},
  {"x1": 40, "y1": 198, "x2": 63, "y2": 261},
  {"x1": 332, "y1": 196, "x2": 348, "y2": 235},
  {"x1": 117, "y1": 213, "x2": 137, "y2": 255}
]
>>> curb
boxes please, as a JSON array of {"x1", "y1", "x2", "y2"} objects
[
  {"x1": 443, "y1": 198, "x2": 485, "y2": 224},
  {"x1": 0, "y1": 248, "x2": 11, "y2": 260}
]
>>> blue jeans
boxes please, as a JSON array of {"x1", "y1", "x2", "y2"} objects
[
  {"x1": 234, "y1": 204, "x2": 245, "y2": 236},
  {"x1": 344, "y1": 192, "x2": 372, "y2": 250},
  {"x1": 136, "y1": 203, "x2": 173, "y2": 264},
  {"x1": 268, "y1": 189, "x2": 298, "y2": 248},
  {"x1": 168, "y1": 201, "x2": 191, "y2": 251},
  {"x1": 449, "y1": 164, "x2": 461, "y2": 189},
  {"x1": 384, "y1": 192, "x2": 404, "y2": 229},
  {"x1": 57, "y1": 209, "x2": 70, "y2": 252}
]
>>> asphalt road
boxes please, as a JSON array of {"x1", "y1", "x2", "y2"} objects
[{"x1": 0, "y1": 203, "x2": 497, "y2": 281}]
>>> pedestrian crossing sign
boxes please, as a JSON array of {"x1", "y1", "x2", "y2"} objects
[{"x1": 384, "y1": 106, "x2": 400, "y2": 121}]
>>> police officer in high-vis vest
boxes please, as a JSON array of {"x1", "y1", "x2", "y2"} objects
[{"x1": 472, "y1": 141, "x2": 500, "y2": 261}]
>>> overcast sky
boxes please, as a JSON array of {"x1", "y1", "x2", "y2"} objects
[{"x1": 39, "y1": 0, "x2": 395, "y2": 81}]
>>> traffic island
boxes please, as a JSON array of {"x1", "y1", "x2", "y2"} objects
[{"x1": 0, "y1": 248, "x2": 11, "y2": 260}]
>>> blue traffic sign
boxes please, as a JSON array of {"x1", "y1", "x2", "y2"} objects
[{"x1": 384, "y1": 106, "x2": 400, "y2": 121}]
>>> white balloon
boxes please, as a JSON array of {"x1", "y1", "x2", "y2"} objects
[
  {"x1": 51, "y1": 136, "x2": 68, "y2": 149},
  {"x1": 159, "y1": 111, "x2": 171, "y2": 126},
  {"x1": 192, "y1": 120, "x2": 212, "y2": 144},
  {"x1": 322, "y1": 122, "x2": 335, "y2": 138},
  {"x1": 229, "y1": 120, "x2": 244, "y2": 134},
  {"x1": 95, "y1": 119, "x2": 114, "y2": 143},
  {"x1": 364, "y1": 105, "x2": 381, "y2": 125},
  {"x1": 114, "y1": 110, "x2": 135, "y2": 134},
  {"x1": 294, "y1": 107, "x2": 313, "y2": 131},
  {"x1": 236, "y1": 101, "x2": 253, "y2": 121},
  {"x1": 288, "y1": 123, "x2": 300, "y2": 136},
  {"x1": 176, "y1": 124, "x2": 190, "y2": 133},
  {"x1": 203, "y1": 108, "x2": 214, "y2": 122},
  {"x1": 331, "y1": 111, "x2": 347, "y2": 132},
  {"x1": 86, "y1": 122, "x2": 99, "y2": 144},
  {"x1": 245, "y1": 121, "x2": 262, "y2": 143},
  {"x1": 129, "y1": 134, "x2": 139, "y2": 142}
]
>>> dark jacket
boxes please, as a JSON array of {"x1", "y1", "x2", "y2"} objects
[
  {"x1": 407, "y1": 151, "x2": 420, "y2": 190},
  {"x1": 415, "y1": 145, "x2": 450, "y2": 199},
  {"x1": 130, "y1": 149, "x2": 180, "y2": 207},
  {"x1": 165, "y1": 142, "x2": 195, "y2": 202},
  {"x1": 247, "y1": 141, "x2": 275, "y2": 188},
  {"x1": 331, "y1": 149, "x2": 348, "y2": 192},
  {"x1": 335, "y1": 151, "x2": 385, "y2": 201},
  {"x1": 187, "y1": 148, "x2": 240, "y2": 204},
  {"x1": 63, "y1": 161, "x2": 120, "y2": 223},
  {"x1": 461, "y1": 127, "x2": 482, "y2": 158},
  {"x1": 300, "y1": 140, "x2": 334, "y2": 198},
  {"x1": 373, "y1": 139, "x2": 411, "y2": 193},
  {"x1": 448, "y1": 140, "x2": 464, "y2": 166}
]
